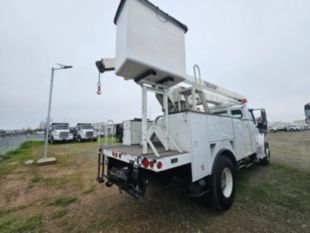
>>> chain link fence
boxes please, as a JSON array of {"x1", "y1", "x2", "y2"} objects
[{"x1": 0, "y1": 134, "x2": 44, "y2": 156}]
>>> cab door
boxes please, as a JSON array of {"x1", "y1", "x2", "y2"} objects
[{"x1": 232, "y1": 109, "x2": 254, "y2": 159}]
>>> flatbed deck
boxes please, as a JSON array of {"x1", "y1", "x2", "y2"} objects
[{"x1": 106, "y1": 144, "x2": 186, "y2": 160}]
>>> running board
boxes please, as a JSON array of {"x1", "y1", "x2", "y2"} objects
[{"x1": 237, "y1": 160, "x2": 254, "y2": 170}]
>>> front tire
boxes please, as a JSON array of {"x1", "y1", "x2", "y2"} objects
[
  {"x1": 260, "y1": 142, "x2": 271, "y2": 166},
  {"x1": 210, "y1": 156, "x2": 235, "y2": 211}
]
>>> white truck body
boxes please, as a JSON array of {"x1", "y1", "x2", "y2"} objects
[
  {"x1": 103, "y1": 107, "x2": 266, "y2": 182},
  {"x1": 95, "y1": 0, "x2": 270, "y2": 210}
]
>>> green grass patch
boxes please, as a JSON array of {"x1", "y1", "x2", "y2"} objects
[
  {"x1": 5, "y1": 141, "x2": 43, "y2": 162},
  {"x1": 0, "y1": 204, "x2": 33, "y2": 218},
  {"x1": 0, "y1": 162, "x2": 16, "y2": 178},
  {"x1": 28, "y1": 173, "x2": 82, "y2": 189},
  {"x1": 49, "y1": 196, "x2": 77, "y2": 206},
  {"x1": 31, "y1": 174, "x2": 44, "y2": 183},
  {"x1": 0, "y1": 141, "x2": 43, "y2": 178},
  {"x1": 0, "y1": 214, "x2": 42, "y2": 233},
  {"x1": 237, "y1": 163, "x2": 310, "y2": 213}
]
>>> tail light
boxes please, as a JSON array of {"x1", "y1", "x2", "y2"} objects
[
  {"x1": 149, "y1": 161, "x2": 154, "y2": 168},
  {"x1": 157, "y1": 161, "x2": 163, "y2": 169},
  {"x1": 142, "y1": 158, "x2": 149, "y2": 168}
]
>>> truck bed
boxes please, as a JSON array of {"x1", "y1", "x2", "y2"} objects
[{"x1": 106, "y1": 143, "x2": 186, "y2": 160}]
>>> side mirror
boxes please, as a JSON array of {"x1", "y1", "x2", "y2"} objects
[{"x1": 258, "y1": 109, "x2": 268, "y2": 134}]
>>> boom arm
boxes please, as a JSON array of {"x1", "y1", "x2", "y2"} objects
[{"x1": 95, "y1": 58, "x2": 246, "y2": 106}]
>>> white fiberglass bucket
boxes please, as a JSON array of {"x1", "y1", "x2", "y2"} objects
[{"x1": 114, "y1": 0, "x2": 188, "y2": 87}]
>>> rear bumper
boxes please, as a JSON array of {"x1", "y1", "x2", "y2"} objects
[
  {"x1": 96, "y1": 152, "x2": 148, "y2": 199},
  {"x1": 103, "y1": 147, "x2": 191, "y2": 173}
]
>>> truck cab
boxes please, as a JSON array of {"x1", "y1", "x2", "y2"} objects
[
  {"x1": 305, "y1": 103, "x2": 310, "y2": 124},
  {"x1": 72, "y1": 123, "x2": 97, "y2": 142},
  {"x1": 48, "y1": 123, "x2": 73, "y2": 143}
]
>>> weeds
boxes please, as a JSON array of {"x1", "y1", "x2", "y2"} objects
[
  {"x1": 83, "y1": 186, "x2": 96, "y2": 194},
  {"x1": 49, "y1": 196, "x2": 77, "y2": 206},
  {"x1": 0, "y1": 141, "x2": 43, "y2": 178},
  {"x1": 28, "y1": 173, "x2": 82, "y2": 189},
  {"x1": 52, "y1": 208, "x2": 68, "y2": 219},
  {"x1": 0, "y1": 214, "x2": 42, "y2": 233},
  {"x1": 236, "y1": 163, "x2": 310, "y2": 213}
]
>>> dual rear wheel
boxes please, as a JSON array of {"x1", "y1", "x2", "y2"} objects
[
  {"x1": 209, "y1": 156, "x2": 235, "y2": 210},
  {"x1": 209, "y1": 144, "x2": 271, "y2": 210}
]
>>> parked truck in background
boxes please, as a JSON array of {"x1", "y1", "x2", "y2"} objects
[
  {"x1": 48, "y1": 123, "x2": 73, "y2": 144},
  {"x1": 71, "y1": 123, "x2": 97, "y2": 142},
  {"x1": 305, "y1": 103, "x2": 310, "y2": 124}
]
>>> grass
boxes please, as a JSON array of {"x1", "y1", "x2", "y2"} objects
[
  {"x1": 236, "y1": 163, "x2": 310, "y2": 213},
  {"x1": 0, "y1": 203, "x2": 34, "y2": 218},
  {"x1": 49, "y1": 196, "x2": 77, "y2": 206},
  {"x1": 0, "y1": 141, "x2": 43, "y2": 178},
  {"x1": 52, "y1": 208, "x2": 68, "y2": 219},
  {"x1": 83, "y1": 186, "x2": 96, "y2": 194},
  {"x1": 0, "y1": 214, "x2": 42, "y2": 233},
  {"x1": 28, "y1": 173, "x2": 82, "y2": 190}
]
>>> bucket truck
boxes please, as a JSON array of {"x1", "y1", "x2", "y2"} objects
[{"x1": 95, "y1": 0, "x2": 270, "y2": 210}]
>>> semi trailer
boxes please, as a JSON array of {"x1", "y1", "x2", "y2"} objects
[{"x1": 95, "y1": 0, "x2": 270, "y2": 210}]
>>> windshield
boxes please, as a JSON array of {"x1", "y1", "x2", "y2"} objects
[
  {"x1": 305, "y1": 104, "x2": 310, "y2": 117},
  {"x1": 54, "y1": 125, "x2": 68, "y2": 130},
  {"x1": 79, "y1": 125, "x2": 93, "y2": 130}
]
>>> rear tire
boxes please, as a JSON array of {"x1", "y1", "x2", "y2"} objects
[
  {"x1": 260, "y1": 142, "x2": 271, "y2": 166},
  {"x1": 210, "y1": 156, "x2": 235, "y2": 211}
]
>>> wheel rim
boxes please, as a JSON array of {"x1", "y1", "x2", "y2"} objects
[
  {"x1": 266, "y1": 148, "x2": 270, "y2": 160},
  {"x1": 221, "y1": 167, "x2": 233, "y2": 198}
]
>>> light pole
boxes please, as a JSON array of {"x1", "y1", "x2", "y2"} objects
[{"x1": 41, "y1": 64, "x2": 73, "y2": 163}]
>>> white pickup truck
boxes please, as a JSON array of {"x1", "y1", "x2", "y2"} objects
[{"x1": 95, "y1": 0, "x2": 270, "y2": 210}]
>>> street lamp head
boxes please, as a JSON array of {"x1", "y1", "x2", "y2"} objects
[{"x1": 56, "y1": 63, "x2": 73, "y2": 69}]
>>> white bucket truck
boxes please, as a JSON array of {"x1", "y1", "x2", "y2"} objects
[{"x1": 95, "y1": 0, "x2": 270, "y2": 210}]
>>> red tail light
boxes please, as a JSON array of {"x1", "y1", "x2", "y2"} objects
[
  {"x1": 149, "y1": 161, "x2": 154, "y2": 168},
  {"x1": 157, "y1": 161, "x2": 163, "y2": 169},
  {"x1": 142, "y1": 158, "x2": 149, "y2": 168}
]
